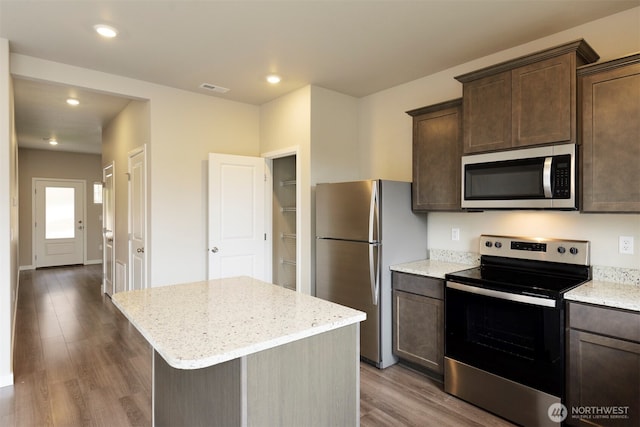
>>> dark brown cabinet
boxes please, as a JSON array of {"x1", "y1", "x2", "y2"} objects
[
  {"x1": 460, "y1": 71, "x2": 511, "y2": 153},
  {"x1": 456, "y1": 39, "x2": 598, "y2": 154},
  {"x1": 406, "y1": 99, "x2": 462, "y2": 211},
  {"x1": 392, "y1": 271, "x2": 444, "y2": 377},
  {"x1": 566, "y1": 302, "x2": 640, "y2": 427},
  {"x1": 578, "y1": 53, "x2": 640, "y2": 213}
]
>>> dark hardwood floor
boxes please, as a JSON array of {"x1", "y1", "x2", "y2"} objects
[{"x1": 0, "y1": 265, "x2": 514, "y2": 426}]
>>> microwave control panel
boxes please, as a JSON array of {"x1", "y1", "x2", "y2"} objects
[{"x1": 552, "y1": 155, "x2": 571, "y2": 198}]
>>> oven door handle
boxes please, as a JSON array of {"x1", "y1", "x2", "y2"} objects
[{"x1": 446, "y1": 281, "x2": 557, "y2": 308}]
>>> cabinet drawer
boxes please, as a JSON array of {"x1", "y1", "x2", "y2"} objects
[
  {"x1": 568, "y1": 302, "x2": 640, "y2": 343},
  {"x1": 392, "y1": 271, "x2": 443, "y2": 300}
]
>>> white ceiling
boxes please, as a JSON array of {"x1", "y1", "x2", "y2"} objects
[{"x1": 1, "y1": 0, "x2": 638, "y2": 154}]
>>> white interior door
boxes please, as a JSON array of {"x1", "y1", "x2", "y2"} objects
[
  {"x1": 103, "y1": 163, "x2": 115, "y2": 295},
  {"x1": 208, "y1": 153, "x2": 266, "y2": 281},
  {"x1": 128, "y1": 146, "x2": 147, "y2": 291},
  {"x1": 34, "y1": 179, "x2": 85, "y2": 268}
]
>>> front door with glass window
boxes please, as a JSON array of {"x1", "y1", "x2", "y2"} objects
[{"x1": 34, "y1": 179, "x2": 85, "y2": 268}]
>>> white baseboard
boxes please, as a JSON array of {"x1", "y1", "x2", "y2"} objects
[
  {"x1": 19, "y1": 265, "x2": 35, "y2": 271},
  {"x1": 84, "y1": 259, "x2": 102, "y2": 265}
]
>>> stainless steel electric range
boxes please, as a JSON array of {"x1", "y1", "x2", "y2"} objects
[{"x1": 444, "y1": 235, "x2": 591, "y2": 427}]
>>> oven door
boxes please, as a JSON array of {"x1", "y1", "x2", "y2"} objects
[{"x1": 445, "y1": 282, "x2": 564, "y2": 397}]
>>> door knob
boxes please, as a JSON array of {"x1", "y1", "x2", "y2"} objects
[
  {"x1": 137, "y1": 248, "x2": 144, "y2": 253},
  {"x1": 211, "y1": 247, "x2": 219, "y2": 253}
]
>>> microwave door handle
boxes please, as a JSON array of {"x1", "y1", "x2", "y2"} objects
[{"x1": 543, "y1": 157, "x2": 553, "y2": 198}]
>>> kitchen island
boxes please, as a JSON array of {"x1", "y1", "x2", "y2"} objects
[{"x1": 112, "y1": 276, "x2": 366, "y2": 427}]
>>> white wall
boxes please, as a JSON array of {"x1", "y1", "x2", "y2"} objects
[
  {"x1": 260, "y1": 85, "x2": 360, "y2": 294},
  {"x1": 0, "y1": 37, "x2": 19, "y2": 388},
  {"x1": 102, "y1": 100, "x2": 149, "y2": 292},
  {"x1": 309, "y1": 85, "x2": 360, "y2": 184},
  {"x1": 428, "y1": 212, "x2": 640, "y2": 269},
  {"x1": 11, "y1": 54, "x2": 261, "y2": 288},
  {"x1": 358, "y1": 7, "x2": 640, "y2": 270},
  {"x1": 150, "y1": 87, "x2": 260, "y2": 286},
  {"x1": 260, "y1": 87, "x2": 312, "y2": 293}
]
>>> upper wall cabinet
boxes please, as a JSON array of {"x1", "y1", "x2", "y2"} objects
[
  {"x1": 407, "y1": 99, "x2": 462, "y2": 212},
  {"x1": 578, "y1": 53, "x2": 640, "y2": 213},
  {"x1": 456, "y1": 40, "x2": 599, "y2": 154}
]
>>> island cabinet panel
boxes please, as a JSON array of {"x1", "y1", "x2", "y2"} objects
[
  {"x1": 153, "y1": 323, "x2": 359, "y2": 427},
  {"x1": 246, "y1": 323, "x2": 358, "y2": 426},
  {"x1": 392, "y1": 271, "x2": 444, "y2": 377},
  {"x1": 407, "y1": 99, "x2": 462, "y2": 212},
  {"x1": 566, "y1": 302, "x2": 640, "y2": 427},
  {"x1": 578, "y1": 53, "x2": 640, "y2": 213},
  {"x1": 154, "y1": 353, "x2": 242, "y2": 426},
  {"x1": 456, "y1": 39, "x2": 598, "y2": 154}
]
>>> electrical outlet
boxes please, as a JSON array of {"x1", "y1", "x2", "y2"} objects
[
  {"x1": 619, "y1": 236, "x2": 634, "y2": 255},
  {"x1": 451, "y1": 228, "x2": 460, "y2": 241}
]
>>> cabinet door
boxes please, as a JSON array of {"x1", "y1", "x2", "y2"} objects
[
  {"x1": 567, "y1": 329, "x2": 640, "y2": 427},
  {"x1": 392, "y1": 290, "x2": 443, "y2": 374},
  {"x1": 580, "y1": 59, "x2": 640, "y2": 212},
  {"x1": 512, "y1": 53, "x2": 575, "y2": 148},
  {"x1": 462, "y1": 71, "x2": 511, "y2": 153},
  {"x1": 411, "y1": 100, "x2": 462, "y2": 211}
]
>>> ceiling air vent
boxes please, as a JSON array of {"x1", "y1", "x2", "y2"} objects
[{"x1": 199, "y1": 83, "x2": 230, "y2": 93}]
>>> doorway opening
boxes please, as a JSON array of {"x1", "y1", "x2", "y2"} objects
[
  {"x1": 32, "y1": 178, "x2": 85, "y2": 268},
  {"x1": 271, "y1": 155, "x2": 297, "y2": 291}
]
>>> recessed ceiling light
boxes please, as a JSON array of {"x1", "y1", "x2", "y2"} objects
[
  {"x1": 66, "y1": 98, "x2": 80, "y2": 106},
  {"x1": 94, "y1": 24, "x2": 118, "y2": 38},
  {"x1": 266, "y1": 74, "x2": 281, "y2": 84},
  {"x1": 48, "y1": 138, "x2": 58, "y2": 146}
]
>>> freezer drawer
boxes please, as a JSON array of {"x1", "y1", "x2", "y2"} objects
[{"x1": 316, "y1": 238, "x2": 380, "y2": 364}]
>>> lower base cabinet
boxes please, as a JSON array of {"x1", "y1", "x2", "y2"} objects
[
  {"x1": 566, "y1": 302, "x2": 640, "y2": 427},
  {"x1": 392, "y1": 271, "x2": 444, "y2": 377}
]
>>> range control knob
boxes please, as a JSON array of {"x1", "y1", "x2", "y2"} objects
[
  {"x1": 485, "y1": 241, "x2": 493, "y2": 248},
  {"x1": 558, "y1": 246, "x2": 566, "y2": 254},
  {"x1": 570, "y1": 247, "x2": 579, "y2": 255},
  {"x1": 495, "y1": 242, "x2": 502, "y2": 249}
]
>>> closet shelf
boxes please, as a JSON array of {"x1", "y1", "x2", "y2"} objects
[
  {"x1": 280, "y1": 259, "x2": 296, "y2": 266},
  {"x1": 281, "y1": 233, "x2": 296, "y2": 240},
  {"x1": 280, "y1": 180, "x2": 296, "y2": 187},
  {"x1": 281, "y1": 207, "x2": 296, "y2": 213}
]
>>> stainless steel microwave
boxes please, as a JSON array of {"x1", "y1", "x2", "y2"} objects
[{"x1": 461, "y1": 143, "x2": 576, "y2": 210}]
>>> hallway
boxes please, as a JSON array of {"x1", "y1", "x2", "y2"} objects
[{"x1": 0, "y1": 265, "x2": 152, "y2": 426}]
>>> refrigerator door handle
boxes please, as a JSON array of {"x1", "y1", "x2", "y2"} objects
[
  {"x1": 369, "y1": 243, "x2": 380, "y2": 305},
  {"x1": 368, "y1": 181, "x2": 379, "y2": 243}
]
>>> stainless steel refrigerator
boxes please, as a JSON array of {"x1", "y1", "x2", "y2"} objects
[{"x1": 315, "y1": 180, "x2": 428, "y2": 369}]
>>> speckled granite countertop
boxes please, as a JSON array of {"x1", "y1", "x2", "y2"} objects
[
  {"x1": 565, "y1": 280, "x2": 640, "y2": 313},
  {"x1": 392, "y1": 258, "x2": 640, "y2": 313},
  {"x1": 112, "y1": 276, "x2": 365, "y2": 370},
  {"x1": 390, "y1": 259, "x2": 476, "y2": 280}
]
